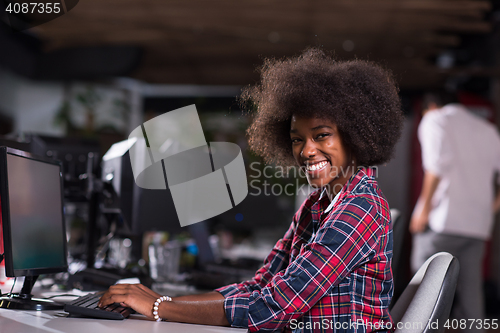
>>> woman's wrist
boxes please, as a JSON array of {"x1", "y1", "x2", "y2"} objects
[{"x1": 153, "y1": 296, "x2": 172, "y2": 322}]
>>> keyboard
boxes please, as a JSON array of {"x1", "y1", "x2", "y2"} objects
[{"x1": 64, "y1": 292, "x2": 131, "y2": 320}]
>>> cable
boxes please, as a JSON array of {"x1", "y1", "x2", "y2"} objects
[
  {"x1": 9, "y1": 277, "x2": 16, "y2": 295},
  {"x1": 45, "y1": 294, "x2": 81, "y2": 299}
]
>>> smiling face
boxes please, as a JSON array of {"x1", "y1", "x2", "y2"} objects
[{"x1": 290, "y1": 115, "x2": 354, "y2": 196}]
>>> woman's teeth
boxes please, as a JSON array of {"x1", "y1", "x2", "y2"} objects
[{"x1": 306, "y1": 161, "x2": 328, "y2": 171}]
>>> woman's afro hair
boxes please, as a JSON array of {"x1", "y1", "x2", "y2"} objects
[{"x1": 242, "y1": 48, "x2": 404, "y2": 167}]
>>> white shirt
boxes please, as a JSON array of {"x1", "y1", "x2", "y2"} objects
[
  {"x1": 324, "y1": 190, "x2": 341, "y2": 214},
  {"x1": 418, "y1": 103, "x2": 500, "y2": 239}
]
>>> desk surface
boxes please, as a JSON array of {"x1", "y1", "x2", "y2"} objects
[{"x1": 0, "y1": 308, "x2": 247, "y2": 333}]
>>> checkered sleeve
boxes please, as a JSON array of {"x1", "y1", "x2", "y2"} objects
[{"x1": 222, "y1": 196, "x2": 386, "y2": 331}]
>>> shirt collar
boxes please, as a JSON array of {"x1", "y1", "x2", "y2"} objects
[
  {"x1": 324, "y1": 191, "x2": 341, "y2": 213},
  {"x1": 318, "y1": 167, "x2": 376, "y2": 212}
]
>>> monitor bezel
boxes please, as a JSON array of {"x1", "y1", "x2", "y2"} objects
[{"x1": 0, "y1": 146, "x2": 68, "y2": 277}]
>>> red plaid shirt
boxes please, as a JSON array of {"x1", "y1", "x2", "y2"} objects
[{"x1": 217, "y1": 167, "x2": 394, "y2": 332}]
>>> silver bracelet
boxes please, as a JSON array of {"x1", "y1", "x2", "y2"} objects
[{"x1": 153, "y1": 295, "x2": 172, "y2": 322}]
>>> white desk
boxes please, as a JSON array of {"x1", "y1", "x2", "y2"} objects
[{"x1": 0, "y1": 308, "x2": 247, "y2": 333}]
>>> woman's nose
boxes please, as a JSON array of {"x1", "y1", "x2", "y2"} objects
[{"x1": 301, "y1": 140, "x2": 317, "y2": 158}]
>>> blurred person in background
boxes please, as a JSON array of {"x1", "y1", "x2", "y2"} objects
[{"x1": 410, "y1": 91, "x2": 500, "y2": 332}]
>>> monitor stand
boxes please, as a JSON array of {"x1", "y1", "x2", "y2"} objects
[{"x1": 0, "y1": 275, "x2": 64, "y2": 310}]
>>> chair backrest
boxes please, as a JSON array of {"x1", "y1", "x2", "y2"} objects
[
  {"x1": 391, "y1": 252, "x2": 459, "y2": 333},
  {"x1": 390, "y1": 208, "x2": 404, "y2": 274},
  {"x1": 390, "y1": 208, "x2": 401, "y2": 226}
]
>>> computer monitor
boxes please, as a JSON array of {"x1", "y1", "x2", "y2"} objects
[{"x1": 0, "y1": 147, "x2": 68, "y2": 310}]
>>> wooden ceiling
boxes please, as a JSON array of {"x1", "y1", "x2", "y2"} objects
[{"x1": 35, "y1": 0, "x2": 494, "y2": 89}]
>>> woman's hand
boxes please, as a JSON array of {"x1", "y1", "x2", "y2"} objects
[
  {"x1": 98, "y1": 284, "x2": 161, "y2": 319},
  {"x1": 99, "y1": 285, "x2": 229, "y2": 325}
]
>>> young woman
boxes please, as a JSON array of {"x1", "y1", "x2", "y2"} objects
[{"x1": 99, "y1": 48, "x2": 404, "y2": 332}]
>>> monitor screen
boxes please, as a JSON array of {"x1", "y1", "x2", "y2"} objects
[{"x1": 0, "y1": 147, "x2": 67, "y2": 277}]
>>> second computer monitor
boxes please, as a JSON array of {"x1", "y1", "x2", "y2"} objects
[{"x1": 0, "y1": 147, "x2": 67, "y2": 310}]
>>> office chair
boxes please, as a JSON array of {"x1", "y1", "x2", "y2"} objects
[
  {"x1": 390, "y1": 207, "x2": 409, "y2": 308},
  {"x1": 390, "y1": 252, "x2": 459, "y2": 333},
  {"x1": 390, "y1": 208, "x2": 401, "y2": 227},
  {"x1": 390, "y1": 208, "x2": 404, "y2": 273}
]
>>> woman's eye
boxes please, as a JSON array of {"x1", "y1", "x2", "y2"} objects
[
  {"x1": 316, "y1": 133, "x2": 330, "y2": 140},
  {"x1": 291, "y1": 138, "x2": 301, "y2": 144}
]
